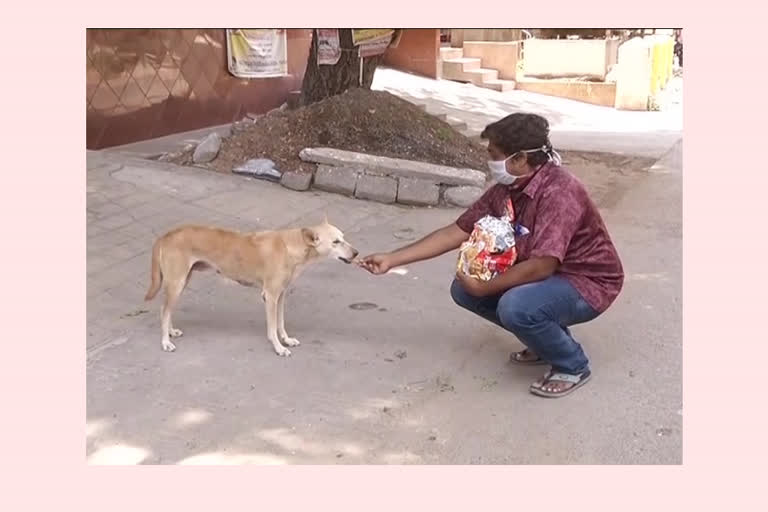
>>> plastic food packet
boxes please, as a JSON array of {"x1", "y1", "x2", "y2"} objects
[{"x1": 456, "y1": 198, "x2": 526, "y2": 281}]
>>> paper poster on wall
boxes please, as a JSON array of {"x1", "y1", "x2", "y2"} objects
[
  {"x1": 226, "y1": 29, "x2": 288, "y2": 78},
  {"x1": 359, "y1": 33, "x2": 392, "y2": 58},
  {"x1": 317, "y1": 29, "x2": 341, "y2": 65},
  {"x1": 351, "y1": 29, "x2": 394, "y2": 46}
]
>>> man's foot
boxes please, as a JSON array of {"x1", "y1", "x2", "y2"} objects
[
  {"x1": 530, "y1": 369, "x2": 592, "y2": 398},
  {"x1": 509, "y1": 348, "x2": 548, "y2": 365}
]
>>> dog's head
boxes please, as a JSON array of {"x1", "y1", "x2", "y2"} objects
[{"x1": 301, "y1": 217, "x2": 358, "y2": 264}]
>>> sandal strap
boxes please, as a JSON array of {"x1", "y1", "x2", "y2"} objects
[{"x1": 546, "y1": 372, "x2": 584, "y2": 384}]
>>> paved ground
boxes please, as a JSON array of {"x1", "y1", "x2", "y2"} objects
[
  {"x1": 87, "y1": 136, "x2": 681, "y2": 464},
  {"x1": 91, "y1": 70, "x2": 682, "y2": 464}
]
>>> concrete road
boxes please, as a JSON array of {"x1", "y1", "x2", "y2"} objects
[
  {"x1": 86, "y1": 137, "x2": 681, "y2": 464},
  {"x1": 372, "y1": 67, "x2": 683, "y2": 159}
]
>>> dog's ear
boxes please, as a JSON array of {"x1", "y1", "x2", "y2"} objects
[{"x1": 302, "y1": 227, "x2": 320, "y2": 247}]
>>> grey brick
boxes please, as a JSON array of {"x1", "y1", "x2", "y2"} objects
[
  {"x1": 444, "y1": 186, "x2": 484, "y2": 208},
  {"x1": 280, "y1": 171, "x2": 313, "y2": 191},
  {"x1": 397, "y1": 178, "x2": 440, "y2": 206},
  {"x1": 313, "y1": 165, "x2": 359, "y2": 196},
  {"x1": 355, "y1": 174, "x2": 397, "y2": 204}
]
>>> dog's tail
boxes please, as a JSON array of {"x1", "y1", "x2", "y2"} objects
[{"x1": 144, "y1": 241, "x2": 162, "y2": 301}]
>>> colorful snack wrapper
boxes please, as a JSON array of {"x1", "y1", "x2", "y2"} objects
[{"x1": 456, "y1": 198, "x2": 527, "y2": 281}]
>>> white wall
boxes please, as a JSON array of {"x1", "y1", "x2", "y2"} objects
[{"x1": 523, "y1": 39, "x2": 609, "y2": 79}]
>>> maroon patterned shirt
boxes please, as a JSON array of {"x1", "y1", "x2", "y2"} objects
[{"x1": 456, "y1": 162, "x2": 624, "y2": 313}]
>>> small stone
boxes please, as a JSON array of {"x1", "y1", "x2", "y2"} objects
[
  {"x1": 233, "y1": 158, "x2": 281, "y2": 181},
  {"x1": 280, "y1": 171, "x2": 312, "y2": 191},
  {"x1": 444, "y1": 186, "x2": 484, "y2": 207},
  {"x1": 355, "y1": 174, "x2": 397, "y2": 204},
  {"x1": 157, "y1": 152, "x2": 180, "y2": 162},
  {"x1": 193, "y1": 133, "x2": 222, "y2": 163},
  {"x1": 232, "y1": 120, "x2": 252, "y2": 133},
  {"x1": 428, "y1": 435, "x2": 437, "y2": 441},
  {"x1": 397, "y1": 178, "x2": 440, "y2": 206},
  {"x1": 395, "y1": 350, "x2": 407, "y2": 359}
]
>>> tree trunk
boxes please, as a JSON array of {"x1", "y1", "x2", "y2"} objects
[{"x1": 299, "y1": 29, "x2": 385, "y2": 107}]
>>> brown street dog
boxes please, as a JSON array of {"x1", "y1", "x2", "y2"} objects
[{"x1": 144, "y1": 218, "x2": 358, "y2": 356}]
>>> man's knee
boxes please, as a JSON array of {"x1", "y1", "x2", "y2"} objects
[
  {"x1": 450, "y1": 279, "x2": 474, "y2": 310},
  {"x1": 496, "y1": 290, "x2": 540, "y2": 331}
]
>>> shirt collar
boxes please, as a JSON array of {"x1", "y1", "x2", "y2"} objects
[{"x1": 509, "y1": 161, "x2": 554, "y2": 199}]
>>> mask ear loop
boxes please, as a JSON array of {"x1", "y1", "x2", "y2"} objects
[{"x1": 541, "y1": 144, "x2": 562, "y2": 166}]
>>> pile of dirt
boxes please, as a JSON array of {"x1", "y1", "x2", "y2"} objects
[{"x1": 170, "y1": 88, "x2": 489, "y2": 174}]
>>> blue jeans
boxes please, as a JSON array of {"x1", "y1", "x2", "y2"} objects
[{"x1": 450, "y1": 275, "x2": 600, "y2": 374}]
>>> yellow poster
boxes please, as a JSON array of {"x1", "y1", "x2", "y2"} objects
[
  {"x1": 226, "y1": 29, "x2": 288, "y2": 78},
  {"x1": 351, "y1": 29, "x2": 394, "y2": 46}
]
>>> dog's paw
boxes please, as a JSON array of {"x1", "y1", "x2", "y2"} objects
[
  {"x1": 169, "y1": 328, "x2": 184, "y2": 338},
  {"x1": 162, "y1": 340, "x2": 177, "y2": 352},
  {"x1": 274, "y1": 346, "x2": 292, "y2": 357},
  {"x1": 283, "y1": 337, "x2": 301, "y2": 347}
]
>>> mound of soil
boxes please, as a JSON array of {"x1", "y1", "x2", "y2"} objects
[{"x1": 171, "y1": 88, "x2": 489, "y2": 174}]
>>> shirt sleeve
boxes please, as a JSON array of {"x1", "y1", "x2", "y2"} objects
[
  {"x1": 455, "y1": 185, "x2": 500, "y2": 233},
  {"x1": 528, "y1": 186, "x2": 586, "y2": 263}
]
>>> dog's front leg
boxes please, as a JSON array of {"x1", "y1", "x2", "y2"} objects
[
  {"x1": 264, "y1": 291, "x2": 291, "y2": 356},
  {"x1": 277, "y1": 291, "x2": 300, "y2": 347}
]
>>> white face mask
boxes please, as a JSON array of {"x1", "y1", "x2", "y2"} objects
[
  {"x1": 487, "y1": 155, "x2": 519, "y2": 185},
  {"x1": 487, "y1": 145, "x2": 562, "y2": 185}
]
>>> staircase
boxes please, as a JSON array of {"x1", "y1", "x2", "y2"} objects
[{"x1": 440, "y1": 47, "x2": 516, "y2": 92}]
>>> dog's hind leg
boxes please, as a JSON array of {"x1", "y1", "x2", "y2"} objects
[
  {"x1": 264, "y1": 288, "x2": 291, "y2": 357},
  {"x1": 277, "y1": 291, "x2": 300, "y2": 348},
  {"x1": 168, "y1": 265, "x2": 198, "y2": 339},
  {"x1": 160, "y1": 259, "x2": 190, "y2": 352}
]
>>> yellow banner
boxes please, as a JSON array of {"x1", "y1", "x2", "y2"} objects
[{"x1": 351, "y1": 29, "x2": 394, "y2": 46}]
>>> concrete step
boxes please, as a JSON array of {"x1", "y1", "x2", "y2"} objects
[
  {"x1": 479, "y1": 79, "x2": 516, "y2": 92},
  {"x1": 439, "y1": 47, "x2": 463, "y2": 60},
  {"x1": 445, "y1": 116, "x2": 468, "y2": 131},
  {"x1": 442, "y1": 57, "x2": 482, "y2": 78},
  {"x1": 464, "y1": 68, "x2": 499, "y2": 84}
]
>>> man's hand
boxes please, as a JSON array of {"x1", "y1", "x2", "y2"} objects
[
  {"x1": 455, "y1": 270, "x2": 493, "y2": 297},
  {"x1": 357, "y1": 253, "x2": 394, "y2": 275}
]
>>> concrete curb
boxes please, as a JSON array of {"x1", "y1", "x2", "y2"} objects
[{"x1": 289, "y1": 147, "x2": 487, "y2": 208}]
